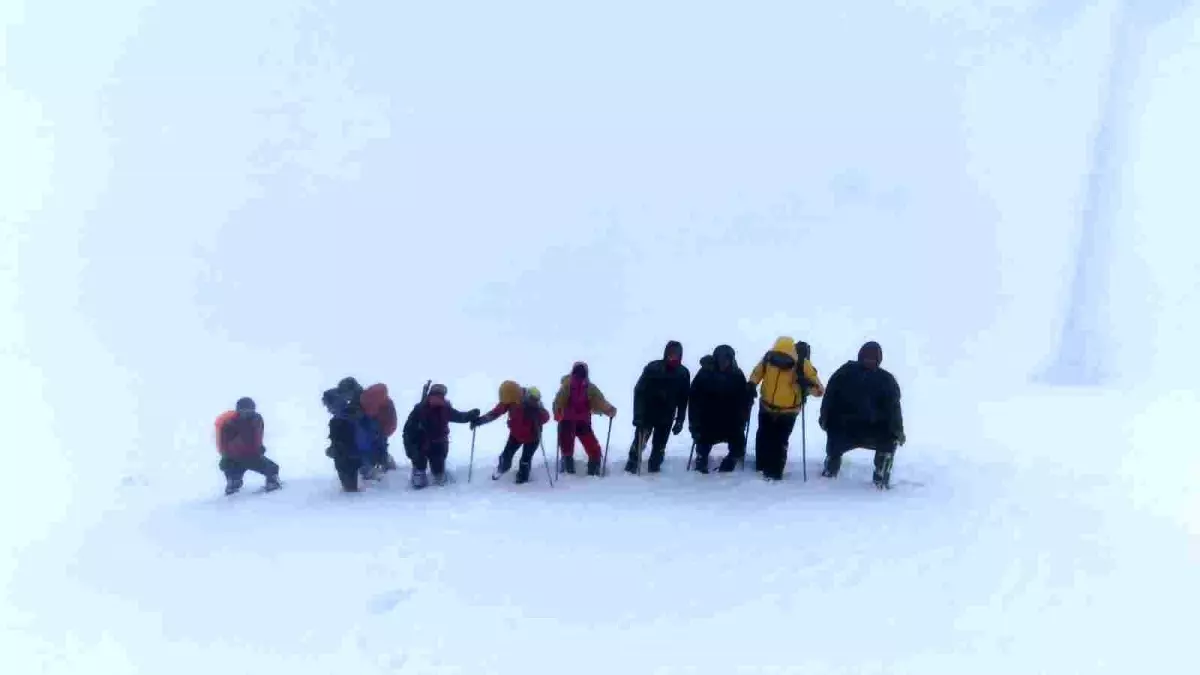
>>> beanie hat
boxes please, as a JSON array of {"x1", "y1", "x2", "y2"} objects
[
  {"x1": 858, "y1": 341, "x2": 883, "y2": 364},
  {"x1": 427, "y1": 383, "x2": 448, "y2": 398},
  {"x1": 235, "y1": 396, "x2": 256, "y2": 412}
]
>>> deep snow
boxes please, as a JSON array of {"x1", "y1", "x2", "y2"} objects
[{"x1": 3, "y1": 0, "x2": 1198, "y2": 673}]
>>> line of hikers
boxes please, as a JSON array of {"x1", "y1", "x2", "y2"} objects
[{"x1": 212, "y1": 337, "x2": 906, "y2": 494}]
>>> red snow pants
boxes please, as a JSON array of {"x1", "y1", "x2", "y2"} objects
[{"x1": 557, "y1": 421, "x2": 602, "y2": 460}]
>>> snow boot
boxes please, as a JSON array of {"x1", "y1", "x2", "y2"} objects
[
  {"x1": 873, "y1": 452, "x2": 894, "y2": 490},
  {"x1": 694, "y1": 453, "x2": 710, "y2": 474},
  {"x1": 432, "y1": 471, "x2": 448, "y2": 486},
  {"x1": 822, "y1": 454, "x2": 843, "y2": 478},
  {"x1": 586, "y1": 458, "x2": 601, "y2": 476},
  {"x1": 411, "y1": 469, "x2": 429, "y2": 489},
  {"x1": 361, "y1": 464, "x2": 380, "y2": 482},
  {"x1": 515, "y1": 461, "x2": 532, "y2": 484},
  {"x1": 623, "y1": 449, "x2": 639, "y2": 474},
  {"x1": 647, "y1": 449, "x2": 664, "y2": 473},
  {"x1": 264, "y1": 474, "x2": 282, "y2": 492},
  {"x1": 496, "y1": 452, "x2": 514, "y2": 476},
  {"x1": 224, "y1": 476, "x2": 243, "y2": 495},
  {"x1": 717, "y1": 455, "x2": 740, "y2": 473},
  {"x1": 561, "y1": 455, "x2": 577, "y2": 475}
]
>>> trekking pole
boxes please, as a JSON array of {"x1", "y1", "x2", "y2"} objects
[
  {"x1": 601, "y1": 415, "x2": 613, "y2": 476},
  {"x1": 742, "y1": 418, "x2": 750, "y2": 471},
  {"x1": 468, "y1": 427, "x2": 477, "y2": 483},
  {"x1": 801, "y1": 404, "x2": 808, "y2": 482},
  {"x1": 687, "y1": 441, "x2": 695, "y2": 471},
  {"x1": 538, "y1": 434, "x2": 555, "y2": 487}
]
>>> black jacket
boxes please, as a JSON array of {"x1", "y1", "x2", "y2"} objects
[
  {"x1": 819, "y1": 360, "x2": 904, "y2": 440},
  {"x1": 688, "y1": 346, "x2": 752, "y2": 439},
  {"x1": 633, "y1": 344, "x2": 691, "y2": 427}
]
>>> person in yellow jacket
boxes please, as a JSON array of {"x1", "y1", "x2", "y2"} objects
[{"x1": 747, "y1": 337, "x2": 824, "y2": 480}]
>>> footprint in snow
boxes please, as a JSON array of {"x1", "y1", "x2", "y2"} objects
[{"x1": 368, "y1": 588, "x2": 415, "y2": 615}]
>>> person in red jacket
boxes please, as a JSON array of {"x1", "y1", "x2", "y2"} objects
[
  {"x1": 215, "y1": 397, "x2": 281, "y2": 495},
  {"x1": 471, "y1": 380, "x2": 551, "y2": 484}
]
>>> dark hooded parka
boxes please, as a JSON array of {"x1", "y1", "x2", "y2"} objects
[
  {"x1": 628, "y1": 340, "x2": 691, "y2": 472},
  {"x1": 687, "y1": 345, "x2": 753, "y2": 472},
  {"x1": 819, "y1": 341, "x2": 906, "y2": 487}
]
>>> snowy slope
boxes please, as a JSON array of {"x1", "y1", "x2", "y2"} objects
[{"x1": 3, "y1": 0, "x2": 1198, "y2": 673}]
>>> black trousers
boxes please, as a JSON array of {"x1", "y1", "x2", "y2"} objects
[
  {"x1": 501, "y1": 435, "x2": 539, "y2": 464},
  {"x1": 754, "y1": 410, "x2": 797, "y2": 480},
  {"x1": 333, "y1": 455, "x2": 360, "y2": 491},
  {"x1": 407, "y1": 439, "x2": 449, "y2": 474},
  {"x1": 628, "y1": 422, "x2": 671, "y2": 463},
  {"x1": 824, "y1": 431, "x2": 897, "y2": 475},
  {"x1": 694, "y1": 428, "x2": 748, "y2": 461},
  {"x1": 219, "y1": 453, "x2": 279, "y2": 480}
]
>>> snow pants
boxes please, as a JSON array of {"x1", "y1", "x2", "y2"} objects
[
  {"x1": 219, "y1": 453, "x2": 279, "y2": 480},
  {"x1": 407, "y1": 439, "x2": 449, "y2": 475},
  {"x1": 824, "y1": 431, "x2": 897, "y2": 476},
  {"x1": 624, "y1": 422, "x2": 670, "y2": 471},
  {"x1": 694, "y1": 427, "x2": 748, "y2": 470},
  {"x1": 754, "y1": 410, "x2": 797, "y2": 480},
  {"x1": 557, "y1": 421, "x2": 602, "y2": 461},
  {"x1": 501, "y1": 435, "x2": 540, "y2": 465}
]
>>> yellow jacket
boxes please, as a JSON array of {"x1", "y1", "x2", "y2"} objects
[{"x1": 748, "y1": 337, "x2": 825, "y2": 415}]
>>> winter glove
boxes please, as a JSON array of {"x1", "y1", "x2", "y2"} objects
[
  {"x1": 605, "y1": 407, "x2": 617, "y2": 418},
  {"x1": 672, "y1": 419, "x2": 684, "y2": 435},
  {"x1": 467, "y1": 408, "x2": 481, "y2": 422},
  {"x1": 895, "y1": 430, "x2": 906, "y2": 447},
  {"x1": 746, "y1": 381, "x2": 758, "y2": 398}
]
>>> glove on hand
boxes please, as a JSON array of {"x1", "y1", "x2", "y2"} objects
[{"x1": 672, "y1": 419, "x2": 684, "y2": 435}]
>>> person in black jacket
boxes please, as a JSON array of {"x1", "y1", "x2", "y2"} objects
[
  {"x1": 627, "y1": 340, "x2": 691, "y2": 473},
  {"x1": 819, "y1": 341, "x2": 906, "y2": 489},
  {"x1": 688, "y1": 345, "x2": 753, "y2": 473},
  {"x1": 401, "y1": 383, "x2": 480, "y2": 489},
  {"x1": 323, "y1": 388, "x2": 366, "y2": 492}
]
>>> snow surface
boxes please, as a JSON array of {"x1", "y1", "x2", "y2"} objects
[{"x1": 2, "y1": 0, "x2": 1197, "y2": 673}]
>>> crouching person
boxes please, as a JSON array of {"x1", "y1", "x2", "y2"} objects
[
  {"x1": 215, "y1": 397, "x2": 281, "y2": 495},
  {"x1": 471, "y1": 381, "x2": 551, "y2": 484},
  {"x1": 323, "y1": 388, "x2": 375, "y2": 492},
  {"x1": 688, "y1": 345, "x2": 753, "y2": 473},
  {"x1": 819, "y1": 341, "x2": 906, "y2": 489},
  {"x1": 402, "y1": 383, "x2": 480, "y2": 489}
]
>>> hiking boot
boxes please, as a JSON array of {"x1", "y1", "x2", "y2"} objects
[
  {"x1": 693, "y1": 454, "x2": 710, "y2": 474},
  {"x1": 624, "y1": 449, "x2": 639, "y2": 474},
  {"x1": 432, "y1": 471, "x2": 447, "y2": 486},
  {"x1": 717, "y1": 456, "x2": 738, "y2": 473},
  {"x1": 264, "y1": 474, "x2": 282, "y2": 492},
  {"x1": 224, "y1": 477, "x2": 243, "y2": 495},
  {"x1": 873, "y1": 452, "x2": 894, "y2": 490},
  {"x1": 822, "y1": 455, "x2": 841, "y2": 478},
  {"x1": 647, "y1": 450, "x2": 664, "y2": 473},
  {"x1": 561, "y1": 455, "x2": 576, "y2": 474},
  {"x1": 586, "y1": 458, "x2": 601, "y2": 476},
  {"x1": 515, "y1": 461, "x2": 531, "y2": 484},
  {"x1": 496, "y1": 452, "x2": 514, "y2": 475},
  {"x1": 411, "y1": 469, "x2": 429, "y2": 489}
]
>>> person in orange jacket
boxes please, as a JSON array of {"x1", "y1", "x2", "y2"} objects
[{"x1": 214, "y1": 397, "x2": 281, "y2": 495}]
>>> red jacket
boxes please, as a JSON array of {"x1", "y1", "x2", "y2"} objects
[
  {"x1": 360, "y1": 383, "x2": 398, "y2": 437},
  {"x1": 484, "y1": 401, "x2": 550, "y2": 444},
  {"x1": 216, "y1": 412, "x2": 264, "y2": 458}
]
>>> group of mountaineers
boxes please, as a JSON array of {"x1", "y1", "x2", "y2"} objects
[{"x1": 212, "y1": 337, "x2": 906, "y2": 495}]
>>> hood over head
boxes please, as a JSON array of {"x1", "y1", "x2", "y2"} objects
[
  {"x1": 570, "y1": 361, "x2": 589, "y2": 380},
  {"x1": 857, "y1": 341, "x2": 883, "y2": 368},
  {"x1": 235, "y1": 396, "x2": 256, "y2": 415},
  {"x1": 499, "y1": 380, "x2": 522, "y2": 405},
  {"x1": 663, "y1": 340, "x2": 683, "y2": 368},
  {"x1": 699, "y1": 354, "x2": 715, "y2": 370},
  {"x1": 426, "y1": 383, "x2": 448, "y2": 403},
  {"x1": 713, "y1": 344, "x2": 736, "y2": 369}
]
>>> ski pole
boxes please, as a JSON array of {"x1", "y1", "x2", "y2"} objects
[
  {"x1": 687, "y1": 441, "x2": 695, "y2": 471},
  {"x1": 468, "y1": 427, "x2": 477, "y2": 483},
  {"x1": 742, "y1": 418, "x2": 750, "y2": 471},
  {"x1": 538, "y1": 435, "x2": 555, "y2": 487},
  {"x1": 801, "y1": 403, "x2": 808, "y2": 482},
  {"x1": 601, "y1": 415, "x2": 613, "y2": 476}
]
